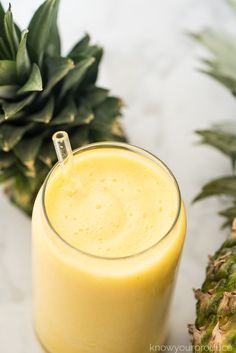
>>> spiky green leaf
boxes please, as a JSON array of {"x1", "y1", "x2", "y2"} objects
[
  {"x1": 69, "y1": 34, "x2": 90, "y2": 57},
  {"x1": 14, "y1": 135, "x2": 44, "y2": 170},
  {"x1": 59, "y1": 56, "x2": 95, "y2": 98},
  {"x1": 192, "y1": 29, "x2": 236, "y2": 63},
  {"x1": 0, "y1": 60, "x2": 16, "y2": 85},
  {"x1": 0, "y1": 151, "x2": 14, "y2": 168},
  {"x1": 196, "y1": 129, "x2": 236, "y2": 159},
  {"x1": 73, "y1": 104, "x2": 94, "y2": 126},
  {"x1": 194, "y1": 176, "x2": 236, "y2": 202},
  {"x1": 43, "y1": 56, "x2": 74, "y2": 95},
  {"x1": 27, "y1": 0, "x2": 60, "y2": 64},
  {"x1": 70, "y1": 126, "x2": 89, "y2": 148},
  {"x1": 8, "y1": 170, "x2": 47, "y2": 213},
  {"x1": 45, "y1": 1, "x2": 60, "y2": 56},
  {"x1": 91, "y1": 97, "x2": 123, "y2": 131},
  {"x1": 219, "y1": 204, "x2": 236, "y2": 228},
  {"x1": 0, "y1": 114, "x2": 5, "y2": 123},
  {"x1": 202, "y1": 69, "x2": 236, "y2": 93},
  {"x1": 16, "y1": 30, "x2": 31, "y2": 83},
  {"x1": 82, "y1": 46, "x2": 103, "y2": 85},
  {"x1": 2, "y1": 93, "x2": 35, "y2": 119},
  {"x1": 28, "y1": 96, "x2": 54, "y2": 123},
  {"x1": 51, "y1": 98, "x2": 77, "y2": 125},
  {"x1": 17, "y1": 63, "x2": 42, "y2": 94},
  {"x1": 3, "y1": 5, "x2": 19, "y2": 58},
  {"x1": 193, "y1": 29, "x2": 236, "y2": 93},
  {"x1": 0, "y1": 3, "x2": 5, "y2": 34},
  {"x1": 0, "y1": 85, "x2": 18, "y2": 99},
  {"x1": 0, "y1": 37, "x2": 11, "y2": 58},
  {"x1": 38, "y1": 142, "x2": 56, "y2": 168},
  {"x1": 85, "y1": 86, "x2": 109, "y2": 107},
  {"x1": 0, "y1": 166, "x2": 15, "y2": 182},
  {"x1": 0, "y1": 124, "x2": 29, "y2": 151}
]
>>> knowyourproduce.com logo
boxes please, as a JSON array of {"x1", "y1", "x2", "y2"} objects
[{"x1": 149, "y1": 344, "x2": 229, "y2": 352}]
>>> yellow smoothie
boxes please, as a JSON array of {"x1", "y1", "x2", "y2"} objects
[{"x1": 32, "y1": 143, "x2": 186, "y2": 353}]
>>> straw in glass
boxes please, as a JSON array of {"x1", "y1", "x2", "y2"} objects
[{"x1": 52, "y1": 131, "x2": 73, "y2": 174}]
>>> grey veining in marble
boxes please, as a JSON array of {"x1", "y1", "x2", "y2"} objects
[{"x1": 0, "y1": 0, "x2": 235, "y2": 352}]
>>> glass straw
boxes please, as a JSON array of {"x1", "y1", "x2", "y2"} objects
[{"x1": 52, "y1": 131, "x2": 73, "y2": 174}]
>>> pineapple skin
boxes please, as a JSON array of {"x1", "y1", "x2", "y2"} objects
[{"x1": 189, "y1": 222, "x2": 236, "y2": 352}]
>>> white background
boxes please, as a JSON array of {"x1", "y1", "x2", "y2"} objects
[{"x1": 0, "y1": 0, "x2": 236, "y2": 351}]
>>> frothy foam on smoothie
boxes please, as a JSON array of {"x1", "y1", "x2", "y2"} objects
[{"x1": 45, "y1": 148, "x2": 179, "y2": 257}]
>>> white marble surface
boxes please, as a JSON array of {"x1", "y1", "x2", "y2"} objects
[{"x1": 1, "y1": 0, "x2": 236, "y2": 352}]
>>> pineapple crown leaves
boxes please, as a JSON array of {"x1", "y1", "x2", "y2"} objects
[
  {"x1": 191, "y1": 0, "x2": 236, "y2": 95},
  {"x1": 191, "y1": 29, "x2": 236, "y2": 94},
  {"x1": 0, "y1": 0, "x2": 126, "y2": 215},
  {"x1": 194, "y1": 123, "x2": 236, "y2": 228},
  {"x1": 192, "y1": 0, "x2": 236, "y2": 228}
]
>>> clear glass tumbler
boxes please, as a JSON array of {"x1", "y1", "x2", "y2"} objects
[{"x1": 32, "y1": 142, "x2": 186, "y2": 353}]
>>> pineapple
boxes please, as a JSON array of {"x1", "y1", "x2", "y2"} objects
[
  {"x1": 189, "y1": 0, "x2": 236, "y2": 349},
  {"x1": 188, "y1": 221, "x2": 236, "y2": 351},
  {"x1": 0, "y1": 0, "x2": 126, "y2": 215}
]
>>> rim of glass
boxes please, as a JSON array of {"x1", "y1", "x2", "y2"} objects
[{"x1": 42, "y1": 141, "x2": 182, "y2": 261}]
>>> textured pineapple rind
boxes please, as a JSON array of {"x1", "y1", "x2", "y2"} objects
[{"x1": 189, "y1": 234, "x2": 236, "y2": 352}]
